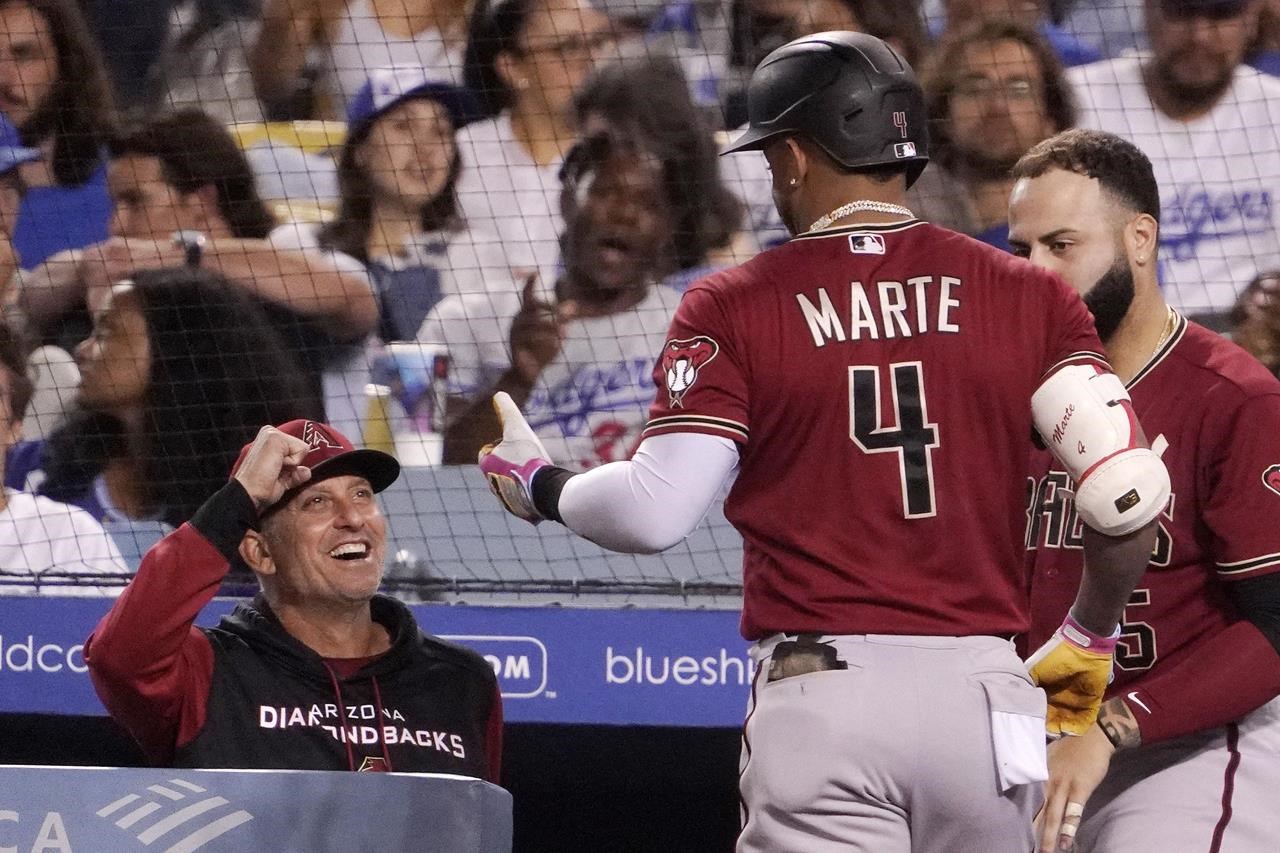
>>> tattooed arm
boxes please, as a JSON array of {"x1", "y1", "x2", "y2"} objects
[{"x1": 1096, "y1": 697, "x2": 1142, "y2": 750}]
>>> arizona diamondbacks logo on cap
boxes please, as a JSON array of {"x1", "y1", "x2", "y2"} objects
[
  {"x1": 303, "y1": 421, "x2": 337, "y2": 449},
  {"x1": 661, "y1": 336, "x2": 719, "y2": 408}
]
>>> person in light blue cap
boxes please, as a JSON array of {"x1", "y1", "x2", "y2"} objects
[
  {"x1": 270, "y1": 66, "x2": 487, "y2": 343},
  {"x1": 264, "y1": 66, "x2": 507, "y2": 444}
]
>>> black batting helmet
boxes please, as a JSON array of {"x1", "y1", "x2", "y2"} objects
[{"x1": 722, "y1": 31, "x2": 929, "y2": 188}]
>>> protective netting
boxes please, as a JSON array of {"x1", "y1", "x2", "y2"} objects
[{"x1": 2, "y1": 0, "x2": 1277, "y2": 604}]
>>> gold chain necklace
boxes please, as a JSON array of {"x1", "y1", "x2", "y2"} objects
[
  {"x1": 807, "y1": 200, "x2": 915, "y2": 233},
  {"x1": 1153, "y1": 306, "x2": 1177, "y2": 354}
]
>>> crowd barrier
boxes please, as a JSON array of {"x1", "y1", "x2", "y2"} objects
[{"x1": 0, "y1": 765, "x2": 511, "y2": 852}]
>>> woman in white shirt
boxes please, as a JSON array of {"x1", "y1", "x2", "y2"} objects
[
  {"x1": 269, "y1": 68, "x2": 511, "y2": 440},
  {"x1": 456, "y1": 0, "x2": 634, "y2": 281},
  {"x1": 272, "y1": 67, "x2": 505, "y2": 340}
]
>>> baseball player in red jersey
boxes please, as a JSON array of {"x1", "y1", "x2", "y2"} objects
[
  {"x1": 480, "y1": 34, "x2": 1171, "y2": 852},
  {"x1": 1009, "y1": 129, "x2": 1280, "y2": 853}
]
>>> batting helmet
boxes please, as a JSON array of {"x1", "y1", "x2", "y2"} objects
[{"x1": 722, "y1": 31, "x2": 929, "y2": 188}]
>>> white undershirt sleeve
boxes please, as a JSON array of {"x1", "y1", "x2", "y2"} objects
[{"x1": 557, "y1": 432, "x2": 740, "y2": 554}]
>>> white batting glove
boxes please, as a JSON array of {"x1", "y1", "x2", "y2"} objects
[{"x1": 478, "y1": 392, "x2": 552, "y2": 523}]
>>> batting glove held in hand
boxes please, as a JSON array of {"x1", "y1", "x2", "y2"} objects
[
  {"x1": 478, "y1": 392, "x2": 552, "y2": 523},
  {"x1": 1025, "y1": 614, "x2": 1120, "y2": 738}
]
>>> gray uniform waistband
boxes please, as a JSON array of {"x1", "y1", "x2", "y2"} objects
[{"x1": 750, "y1": 633, "x2": 1017, "y2": 663}]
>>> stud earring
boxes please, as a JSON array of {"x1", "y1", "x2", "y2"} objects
[{"x1": 789, "y1": 178, "x2": 798, "y2": 186}]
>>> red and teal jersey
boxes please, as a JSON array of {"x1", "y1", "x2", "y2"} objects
[{"x1": 645, "y1": 220, "x2": 1106, "y2": 640}]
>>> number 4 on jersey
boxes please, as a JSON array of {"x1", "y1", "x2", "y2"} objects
[{"x1": 849, "y1": 362, "x2": 940, "y2": 519}]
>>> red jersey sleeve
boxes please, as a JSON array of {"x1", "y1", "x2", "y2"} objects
[
  {"x1": 84, "y1": 481, "x2": 255, "y2": 763},
  {"x1": 1040, "y1": 270, "x2": 1108, "y2": 375},
  {"x1": 1120, "y1": 620, "x2": 1280, "y2": 743},
  {"x1": 643, "y1": 281, "x2": 751, "y2": 444},
  {"x1": 1205, "y1": 393, "x2": 1280, "y2": 580}
]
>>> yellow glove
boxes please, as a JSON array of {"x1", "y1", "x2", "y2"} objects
[{"x1": 1025, "y1": 614, "x2": 1119, "y2": 738}]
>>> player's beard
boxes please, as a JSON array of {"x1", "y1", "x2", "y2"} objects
[{"x1": 1084, "y1": 256, "x2": 1136, "y2": 343}]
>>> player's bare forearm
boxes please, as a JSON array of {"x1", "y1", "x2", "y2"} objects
[
  {"x1": 1096, "y1": 697, "x2": 1142, "y2": 750},
  {"x1": 443, "y1": 370, "x2": 536, "y2": 465},
  {"x1": 1072, "y1": 521, "x2": 1158, "y2": 634}
]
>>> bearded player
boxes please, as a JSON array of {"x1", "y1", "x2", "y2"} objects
[
  {"x1": 1009, "y1": 129, "x2": 1280, "y2": 853},
  {"x1": 481, "y1": 34, "x2": 1170, "y2": 852}
]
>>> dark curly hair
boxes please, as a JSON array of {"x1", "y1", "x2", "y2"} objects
[
  {"x1": 1012, "y1": 128, "x2": 1162, "y2": 224},
  {"x1": 569, "y1": 54, "x2": 743, "y2": 272},
  {"x1": 6, "y1": 0, "x2": 116, "y2": 185},
  {"x1": 39, "y1": 267, "x2": 312, "y2": 526},
  {"x1": 922, "y1": 19, "x2": 1076, "y2": 173},
  {"x1": 109, "y1": 109, "x2": 276, "y2": 239}
]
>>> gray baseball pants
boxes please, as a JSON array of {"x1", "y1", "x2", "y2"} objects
[
  {"x1": 738, "y1": 633, "x2": 1047, "y2": 853},
  {"x1": 1075, "y1": 696, "x2": 1280, "y2": 852}
]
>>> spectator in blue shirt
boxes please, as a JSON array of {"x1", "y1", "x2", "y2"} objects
[
  {"x1": 0, "y1": 0, "x2": 116, "y2": 270},
  {"x1": 293, "y1": 69, "x2": 485, "y2": 343}
]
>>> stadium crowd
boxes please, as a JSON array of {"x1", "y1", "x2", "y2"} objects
[
  {"x1": 0, "y1": 0, "x2": 1276, "y2": 573},
  {"x1": 0, "y1": 3, "x2": 1279, "y2": 850}
]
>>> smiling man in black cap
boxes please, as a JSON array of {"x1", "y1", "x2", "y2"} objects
[{"x1": 85, "y1": 420, "x2": 502, "y2": 779}]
